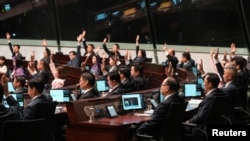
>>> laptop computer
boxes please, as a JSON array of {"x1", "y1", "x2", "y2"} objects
[
  {"x1": 2, "y1": 93, "x2": 24, "y2": 108},
  {"x1": 96, "y1": 79, "x2": 109, "y2": 93},
  {"x1": 49, "y1": 89, "x2": 70, "y2": 103},
  {"x1": 183, "y1": 83, "x2": 202, "y2": 98},
  {"x1": 8, "y1": 82, "x2": 15, "y2": 93}
]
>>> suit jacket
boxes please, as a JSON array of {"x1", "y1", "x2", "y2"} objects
[
  {"x1": 0, "y1": 96, "x2": 23, "y2": 137},
  {"x1": 220, "y1": 81, "x2": 239, "y2": 117},
  {"x1": 132, "y1": 76, "x2": 146, "y2": 91},
  {"x1": 82, "y1": 40, "x2": 96, "y2": 57},
  {"x1": 102, "y1": 43, "x2": 122, "y2": 58},
  {"x1": 22, "y1": 94, "x2": 53, "y2": 120},
  {"x1": 34, "y1": 69, "x2": 52, "y2": 85},
  {"x1": 78, "y1": 88, "x2": 100, "y2": 100},
  {"x1": 8, "y1": 42, "x2": 23, "y2": 60},
  {"x1": 177, "y1": 60, "x2": 194, "y2": 72},
  {"x1": 166, "y1": 55, "x2": 179, "y2": 72},
  {"x1": 106, "y1": 84, "x2": 124, "y2": 96},
  {"x1": 236, "y1": 70, "x2": 249, "y2": 108},
  {"x1": 121, "y1": 78, "x2": 134, "y2": 93},
  {"x1": 189, "y1": 88, "x2": 226, "y2": 127},
  {"x1": 67, "y1": 45, "x2": 81, "y2": 68},
  {"x1": 136, "y1": 94, "x2": 185, "y2": 139}
]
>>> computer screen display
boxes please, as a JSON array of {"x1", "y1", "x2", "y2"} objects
[
  {"x1": 106, "y1": 105, "x2": 118, "y2": 118},
  {"x1": 121, "y1": 93, "x2": 145, "y2": 111},
  {"x1": 96, "y1": 80, "x2": 109, "y2": 92},
  {"x1": 8, "y1": 82, "x2": 15, "y2": 92},
  {"x1": 3, "y1": 93, "x2": 24, "y2": 108},
  {"x1": 183, "y1": 83, "x2": 202, "y2": 98},
  {"x1": 197, "y1": 78, "x2": 204, "y2": 89},
  {"x1": 50, "y1": 89, "x2": 70, "y2": 102}
]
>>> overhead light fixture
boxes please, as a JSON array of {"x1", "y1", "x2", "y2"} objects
[
  {"x1": 123, "y1": 7, "x2": 137, "y2": 18},
  {"x1": 158, "y1": 1, "x2": 172, "y2": 12}
]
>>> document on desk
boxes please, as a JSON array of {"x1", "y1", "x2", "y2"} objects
[
  {"x1": 134, "y1": 110, "x2": 154, "y2": 117},
  {"x1": 186, "y1": 99, "x2": 202, "y2": 111},
  {"x1": 134, "y1": 113, "x2": 152, "y2": 117}
]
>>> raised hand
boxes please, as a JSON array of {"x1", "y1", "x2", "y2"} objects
[
  {"x1": 185, "y1": 47, "x2": 190, "y2": 53},
  {"x1": 42, "y1": 39, "x2": 47, "y2": 47},
  {"x1": 214, "y1": 48, "x2": 219, "y2": 59},
  {"x1": 230, "y1": 43, "x2": 237, "y2": 55},
  {"x1": 94, "y1": 46, "x2": 100, "y2": 54},
  {"x1": 210, "y1": 48, "x2": 214, "y2": 57},
  {"x1": 198, "y1": 58, "x2": 205, "y2": 74},
  {"x1": 77, "y1": 34, "x2": 82, "y2": 43},
  {"x1": 30, "y1": 51, "x2": 35, "y2": 62},
  {"x1": 103, "y1": 37, "x2": 107, "y2": 44},
  {"x1": 163, "y1": 43, "x2": 167, "y2": 51},
  {"x1": 6, "y1": 32, "x2": 11, "y2": 40},
  {"x1": 82, "y1": 30, "x2": 86, "y2": 39},
  {"x1": 223, "y1": 49, "x2": 227, "y2": 61}
]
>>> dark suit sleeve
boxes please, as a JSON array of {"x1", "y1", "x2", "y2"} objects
[
  {"x1": 76, "y1": 45, "x2": 81, "y2": 68},
  {"x1": 82, "y1": 40, "x2": 87, "y2": 56},
  {"x1": 215, "y1": 62, "x2": 224, "y2": 81},
  {"x1": 189, "y1": 98, "x2": 213, "y2": 125},
  {"x1": 8, "y1": 42, "x2": 14, "y2": 56},
  {"x1": 22, "y1": 104, "x2": 34, "y2": 120},
  {"x1": 136, "y1": 46, "x2": 139, "y2": 58},
  {"x1": 103, "y1": 43, "x2": 111, "y2": 55},
  {"x1": 137, "y1": 102, "x2": 170, "y2": 135}
]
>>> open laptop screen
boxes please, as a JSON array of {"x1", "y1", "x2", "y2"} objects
[
  {"x1": 121, "y1": 93, "x2": 145, "y2": 111},
  {"x1": 96, "y1": 80, "x2": 109, "y2": 93},
  {"x1": 3, "y1": 93, "x2": 24, "y2": 108},
  {"x1": 183, "y1": 83, "x2": 202, "y2": 98},
  {"x1": 8, "y1": 82, "x2": 15, "y2": 93},
  {"x1": 50, "y1": 89, "x2": 70, "y2": 103}
]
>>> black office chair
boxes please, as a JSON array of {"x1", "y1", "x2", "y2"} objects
[
  {"x1": 34, "y1": 101, "x2": 58, "y2": 119},
  {"x1": 137, "y1": 102, "x2": 188, "y2": 141},
  {"x1": 182, "y1": 96, "x2": 231, "y2": 141},
  {"x1": 0, "y1": 118, "x2": 54, "y2": 141}
]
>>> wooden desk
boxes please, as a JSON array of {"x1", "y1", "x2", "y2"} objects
[{"x1": 67, "y1": 115, "x2": 150, "y2": 141}]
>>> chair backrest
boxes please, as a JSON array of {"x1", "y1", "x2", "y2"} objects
[
  {"x1": 0, "y1": 118, "x2": 54, "y2": 141},
  {"x1": 34, "y1": 101, "x2": 58, "y2": 119},
  {"x1": 160, "y1": 102, "x2": 188, "y2": 141},
  {"x1": 205, "y1": 96, "x2": 229, "y2": 129},
  {"x1": 145, "y1": 58, "x2": 153, "y2": 63}
]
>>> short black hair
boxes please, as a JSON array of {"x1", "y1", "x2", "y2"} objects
[
  {"x1": 163, "y1": 77, "x2": 179, "y2": 92},
  {"x1": 28, "y1": 77, "x2": 45, "y2": 93},
  {"x1": 0, "y1": 56, "x2": 6, "y2": 61},
  {"x1": 15, "y1": 76, "x2": 26, "y2": 87},
  {"x1": 131, "y1": 63, "x2": 144, "y2": 75},
  {"x1": 14, "y1": 44, "x2": 20, "y2": 49},
  {"x1": 69, "y1": 51, "x2": 77, "y2": 55},
  {"x1": 107, "y1": 72, "x2": 120, "y2": 83},
  {"x1": 182, "y1": 52, "x2": 191, "y2": 60},
  {"x1": 119, "y1": 65, "x2": 131, "y2": 79},
  {"x1": 204, "y1": 73, "x2": 220, "y2": 88},
  {"x1": 81, "y1": 71, "x2": 96, "y2": 86}
]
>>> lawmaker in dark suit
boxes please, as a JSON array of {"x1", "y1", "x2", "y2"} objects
[
  {"x1": 184, "y1": 73, "x2": 227, "y2": 140},
  {"x1": 12, "y1": 76, "x2": 28, "y2": 94},
  {"x1": 119, "y1": 65, "x2": 134, "y2": 93},
  {"x1": 131, "y1": 64, "x2": 146, "y2": 91},
  {"x1": 66, "y1": 35, "x2": 82, "y2": 68},
  {"x1": 0, "y1": 83, "x2": 23, "y2": 136},
  {"x1": 177, "y1": 52, "x2": 195, "y2": 72},
  {"x1": 136, "y1": 77, "x2": 184, "y2": 139},
  {"x1": 102, "y1": 37, "x2": 122, "y2": 58},
  {"x1": 6, "y1": 32, "x2": 23, "y2": 61},
  {"x1": 82, "y1": 30, "x2": 96, "y2": 58},
  {"x1": 22, "y1": 77, "x2": 53, "y2": 119},
  {"x1": 105, "y1": 72, "x2": 124, "y2": 96},
  {"x1": 77, "y1": 71, "x2": 99, "y2": 100}
]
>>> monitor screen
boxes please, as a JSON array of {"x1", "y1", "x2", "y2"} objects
[
  {"x1": 183, "y1": 83, "x2": 202, "y2": 98},
  {"x1": 197, "y1": 78, "x2": 204, "y2": 89},
  {"x1": 8, "y1": 82, "x2": 15, "y2": 92},
  {"x1": 106, "y1": 105, "x2": 118, "y2": 118},
  {"x1": 96, "y1": 80, "x2": 109, "y2": 92},
  {"x1": 3, "y1": 93, "x2": 24, "y2": 108},
  {"x1": 95, "y1": 13, "x2": 107, "y2": 21},
  {"x1": 50, "y1": 89, "x2": 70, "y2": 102},
  {"x1": 121, "y1": 93, "x2": 145, "y2": 111}
]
